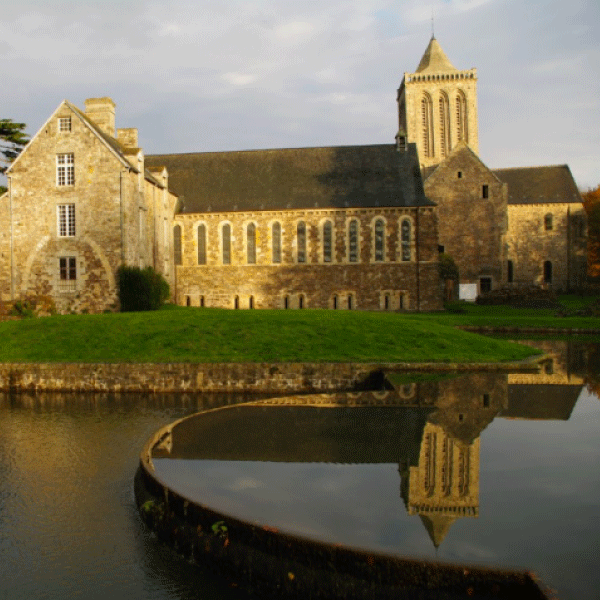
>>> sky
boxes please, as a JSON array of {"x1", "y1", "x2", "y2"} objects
[{"x1": 1, "y1": 0, "x2": 599, "y2": 189}]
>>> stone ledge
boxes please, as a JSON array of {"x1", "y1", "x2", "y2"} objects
[{"x1": 0, "y1": 359, "x2": 541, "y2": 394}]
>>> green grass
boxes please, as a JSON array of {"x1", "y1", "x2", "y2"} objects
[
  {"x1": 0, "y1": 307, "x2": 542, "y2": 364},
  {"x1": 416, "y1": 295, "x2": 600, "y2": 330}
]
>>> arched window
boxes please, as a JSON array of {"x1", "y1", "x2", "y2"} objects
[
  {"x1": 544, "y1": 213, "x2": 553, "y2": 231},
  {"x1": 348, "y1": 219, "x2": 359, "y2": 263},
  {"x1": 272, "y1": 222, "x2": 281, "y2": 263},
  {"x1": 421, "y1": 94, "x2": 434, "y2": 157},
  {"x1": 323, "y1": 220, "x2": 333, "y2": 263},
  {"x1": 439, "y1": 93, "x2": 450, "y2": 157},
  {"x1": 249, "y1": 295, "x2": 254, "y2": 309},
  {"x1": 234, "y1": 295, "x2": 239, "y2": 309},
  {"x1": 298, "y1": 294, "x2": 304, "y2": 309},
  {"x1": 348, "y1": 294, "x2": 353, "y2": 310},
  {"x1": 197, "y1": 224, "x2": 206, "y2": 265},
  {"x1": 199, "y1": 295, "x2": 205, "y2": 307},
  {"x1": 297, "y1": 221, "x2": 306, "y2": 263},
  {"x1": 173, "y1": 225, "x2": 182, "y2": 266},
  {"x1": 247, "y1": 223, "x2": 256, "y2": 264},
  {"x1": 507, "y1": 260, "x2": 514, "y2": 283},
  {"x1": 284, "y1": 295, "x2": 289, "y2": 309},
  {"x1": 544, "y1": 261, "x2": 553, "y2": 284},
  {"x1": 456, "y1": 91, "x2": 468, "y2": 144},
  {"x1": 384, "y1": 293, "x2": 390, "y2": 310},
  {"x1": 374, "y1": 218, "x2": 385, "y2": 262},
  {"x1": 222, "y1": 223, "x2": 231, "y2": 265},
  {"x1": 332, "y1": 294, "x2": 338, "y2": 309},
  {"x1": 401, "y1": 219, "x2": 411, "y2": 261}
]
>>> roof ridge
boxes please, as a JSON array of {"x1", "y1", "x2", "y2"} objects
[
  {"x1": 147, "y1": 143, "x2": 397, "y2": 158},
  {"x1": 493, "y1": 164, "x2": 569, "y2": 172}
]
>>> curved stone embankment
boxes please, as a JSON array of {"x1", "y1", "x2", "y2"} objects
[
  {"x1": 135, "y1": 410, "x2": 553, "y2": 600},
  {"x1": 0, "y1": 359, "x2": 541, "y2": 394}
]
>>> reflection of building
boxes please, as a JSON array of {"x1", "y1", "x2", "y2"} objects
[
  {"x1": 399, "y1": 423, "x2": 479, "y2": 548},
  {"x1": 396, "y1": 373, "x2": 507, "y2": 548}
]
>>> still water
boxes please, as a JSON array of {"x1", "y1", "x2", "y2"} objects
[{"x1": 0, "y1": 341, "x2": 599, "y2": 600}]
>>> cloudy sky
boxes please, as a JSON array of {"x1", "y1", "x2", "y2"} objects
[{"x1": 1, "y1": 0, "x2": 599, "y2": 189}]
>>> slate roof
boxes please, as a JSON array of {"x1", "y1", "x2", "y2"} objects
[
  {"x1": 414, "y1": 37, "x2": 457, "y2": 73},
  {"x1": 493, "y1": 164, "x2": 582, "y2": 205},
  {"x1": 146, "y1": 143, "x2": 433, "y2": 214}
]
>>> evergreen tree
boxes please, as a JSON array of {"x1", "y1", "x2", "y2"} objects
[{"x1": 1, "y1": 119, "x2": 29, "y2": 185}]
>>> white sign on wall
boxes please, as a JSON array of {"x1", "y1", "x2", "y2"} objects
[{"x1": 459, "y1": 283, "x2": 478, "y2": 302}]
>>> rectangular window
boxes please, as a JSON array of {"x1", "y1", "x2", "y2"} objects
[
  {"x1": 58, "y1": 117, "x2": 71, "y2": 132},
  {"x1": 59, "y1": 257, "x2": 77, "y2": 292},
  {"x1": 482, "y1": 184, "x2": 489, "y2": 199},
  {"x1": 57, "y1": 153, "x2": 75, "y2": 186},
  {"x1": 57, "y1": 204, "x2": 76, "y2": 237}
]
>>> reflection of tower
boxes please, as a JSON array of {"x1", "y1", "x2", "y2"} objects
[{"x1": 400, "y1": 422, "x2": 479, "y2": 548}]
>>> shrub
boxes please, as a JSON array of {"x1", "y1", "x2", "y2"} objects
[{"x1": 117, "y1": 266, "x2": 170, "y2": 312}]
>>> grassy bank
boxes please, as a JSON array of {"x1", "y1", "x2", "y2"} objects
[
  {"x1": 414, "y1": 294, "x2": 600, "y2": 330},
  {"x1": 0, "y1": 307, "x2": 540, "y2": 364}
]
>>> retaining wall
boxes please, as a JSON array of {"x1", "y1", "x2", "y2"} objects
[{"x1": 0, "y1": 360, "x2": 540, "y2": 394}]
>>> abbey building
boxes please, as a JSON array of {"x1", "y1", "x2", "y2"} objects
[{"x1": 0, "y1": 38, "x2": 586, "y2": 313}]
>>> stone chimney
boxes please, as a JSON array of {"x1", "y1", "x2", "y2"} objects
[
  {"x1": 84, "y1": 97, "x2": 116, "y2": 138},
  {"x1": 117, "y1": 128, "x2": 138, "y2": 148}
]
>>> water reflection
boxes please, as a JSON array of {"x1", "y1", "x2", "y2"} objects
[
  {"x1": 150, "y1": 341, "x2": 599, "y2": 600},
  {"x1": 0, "y1": 341, "x2": 598, "y2": 600}
]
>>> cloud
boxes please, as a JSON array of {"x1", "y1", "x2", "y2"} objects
[{"x1": 221, "y1": 72, "x2": 258, "y2": 86}]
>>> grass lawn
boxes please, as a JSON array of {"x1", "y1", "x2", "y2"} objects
[
  {"x1": 413, "y1": 294, "x2": 600, "y2": 330},
  {"x1": 0, "y1": 306, "x2": 543, "y2": 364}
]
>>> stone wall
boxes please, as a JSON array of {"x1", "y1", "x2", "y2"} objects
[
  {"x1": 507, "y1": 203, "x2": 587, "y2": 291},
  {"x1": 173, "y1": 206, "x2": 442, "y2": 311},
  {"x1": 0, "y1": 192, "x2": 10, "y2": 301},
  {"x1": 424, "y1": 146, "x2": 507, "y2": 291},
  {"x1": 0, "y1": 360, "x2": 532, "y2": 394}
]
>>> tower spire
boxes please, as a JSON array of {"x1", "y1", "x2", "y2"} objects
[{"x1": 431, "y1": 8, "x2": 435, "y2": 38}]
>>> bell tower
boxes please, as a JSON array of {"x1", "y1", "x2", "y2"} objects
[{"x1": 397, "y1": 37, "x2": 479, "y2": 169}]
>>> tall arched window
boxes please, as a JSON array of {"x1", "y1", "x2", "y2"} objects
[
  {"x1": 439, "y1": 92, "x2": 450, "y2": 157},
  {"x1": 421, "y1": 94, "x2": 434, "y2": 158},
  {"x1": 323, "y1": 220, "x2": 333, "y2": 263},
  {"x1": 222, "y1": 223, "x2": 231, "y2": 265},
  {"x1": 374, "y1": 218, "x2": 385, "y2": 262},
  {"x1": 173, "y1": 225, "x2": 182, "y2": 266},
  {"x1": 348, "y1": 219, "x2": 359, "y2": 263},
  {"x1": 197, "y1": 224, "x2": 206, "y2": 265},
  {"x1": 401, "y1": 219, "x2": 411, "y2": 261},
  {"x1": 456, "y1": 91, "x2": 468, "y2": 144},
  {"x1": 272, "y1": 222, "x2": 281, "y2": 263},
  {"x1": 297, "y1": 221, "x2": 306, "y2": 263},
  {"x1": 247, "y1": 223, "x2": 256, "y2": 264}
]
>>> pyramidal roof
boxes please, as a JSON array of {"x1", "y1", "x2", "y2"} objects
[{"x1": 415, "y1": 37, "x2": 456, "y2": 73}]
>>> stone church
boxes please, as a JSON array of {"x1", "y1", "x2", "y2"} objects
[{"x1": 0, "y1": 37, "x2": 586, "y2": 313}]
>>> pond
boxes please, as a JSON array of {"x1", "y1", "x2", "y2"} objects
[{"x1": 0, "y1": 340, "x2": 599, "y2": 600}]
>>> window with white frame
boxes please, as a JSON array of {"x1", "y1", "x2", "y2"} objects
[
  {"x1": 56, "y1": 153, "x2": 75, "y2": 186},
  {"x1": 58, "y1": 117, "x2": 71, "y2": 132},
  {"x1": 57, "y1": 204, "x2": 76, "y2": 237},
  {"x1": 59, "y1": 257, "x2": 77, "y2": 292}
]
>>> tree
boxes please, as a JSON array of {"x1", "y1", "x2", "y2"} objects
[
  {"x1": 1, "y1": 119, "x2": 29, "y2": 192},
  {"x1": 581, "y1": 185, "x2": 600, "y2": 279}
]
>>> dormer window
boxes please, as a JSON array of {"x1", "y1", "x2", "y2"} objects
[{"x1": 58, "y1": 117, "x2": 71, "y2": 133}]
